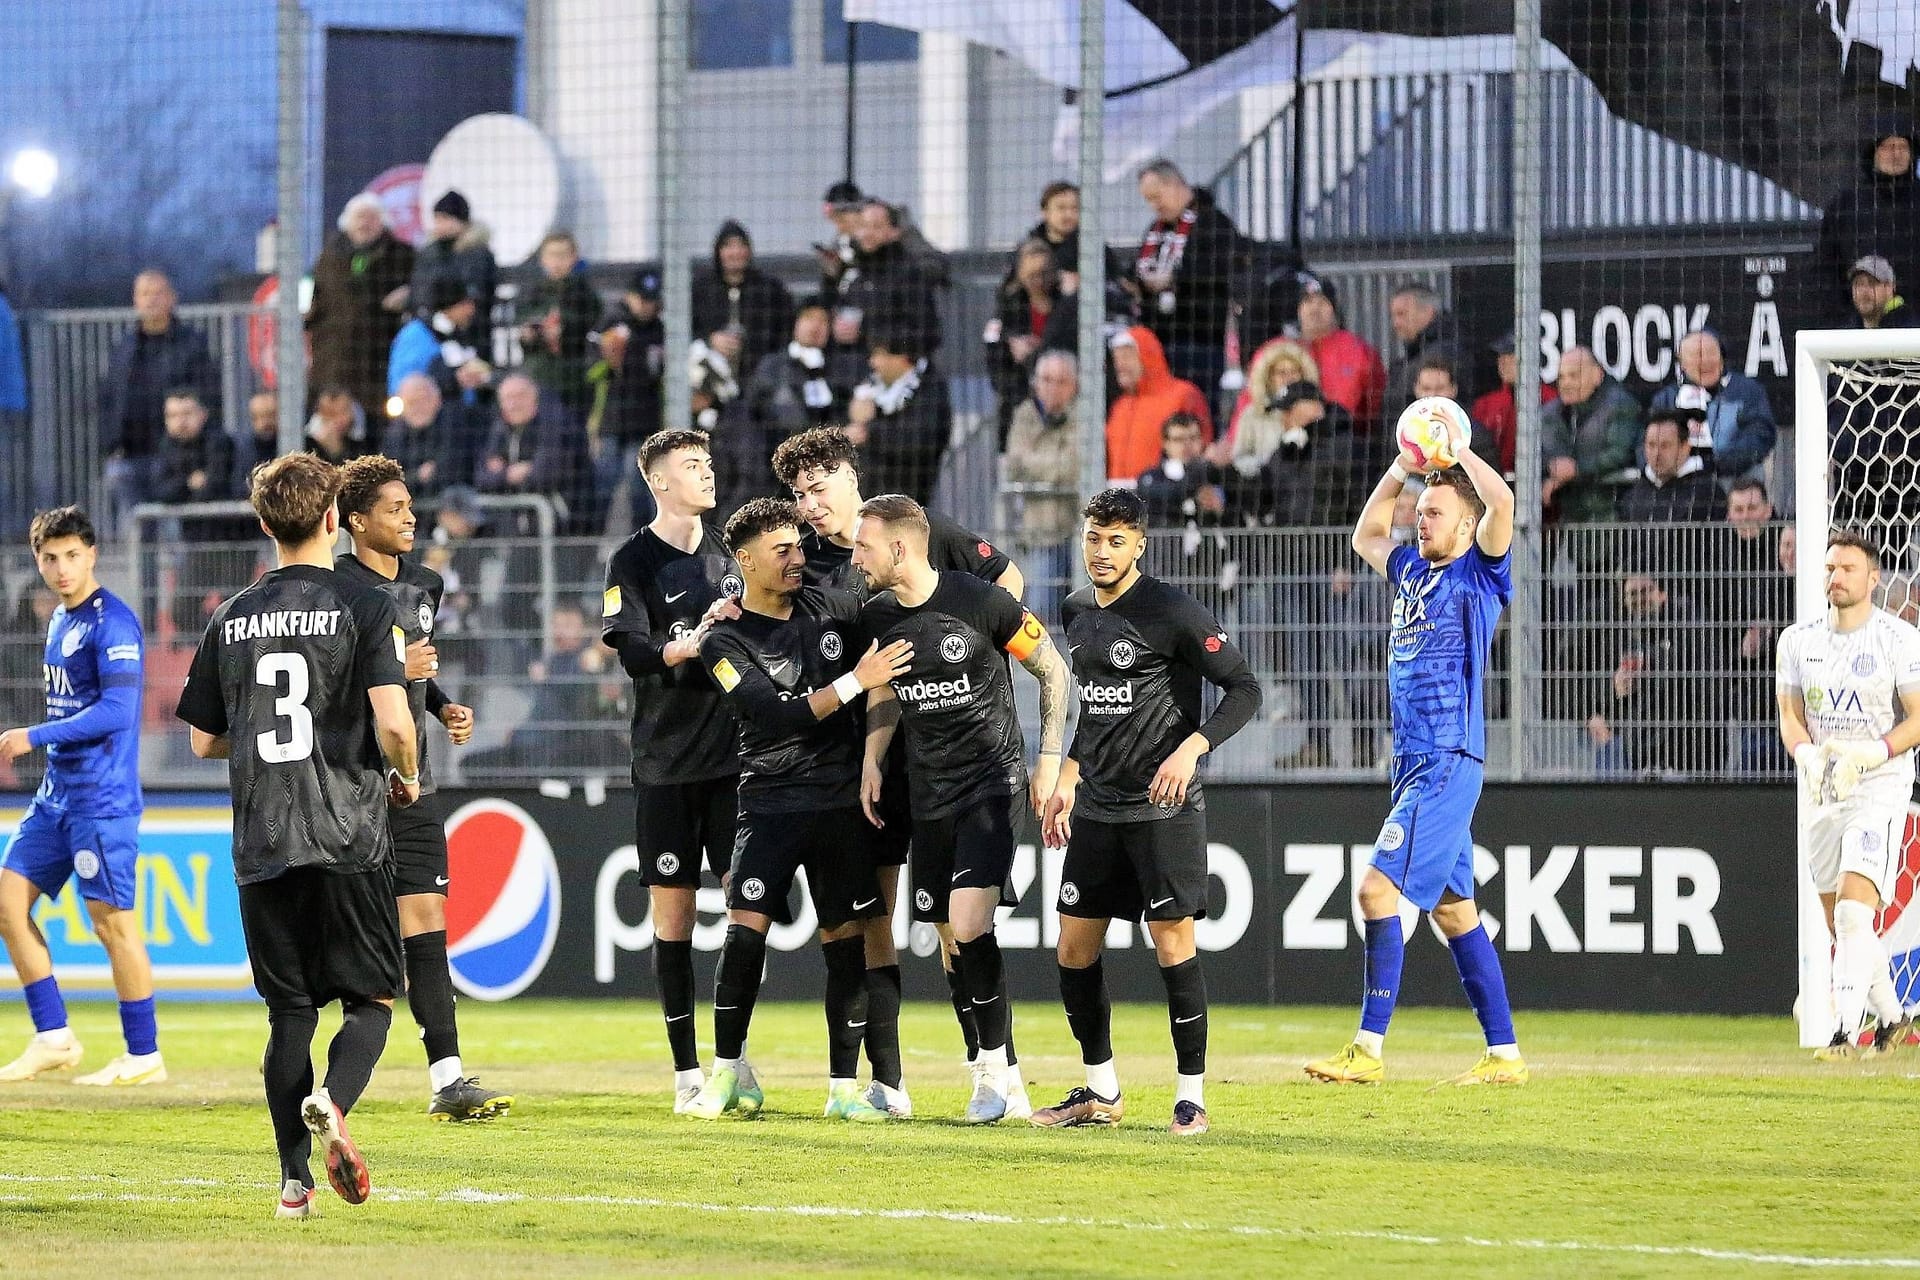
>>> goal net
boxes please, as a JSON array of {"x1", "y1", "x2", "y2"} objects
[{"x1": 1796, "y1": 328, "x2": 1920, "y2": 1047}]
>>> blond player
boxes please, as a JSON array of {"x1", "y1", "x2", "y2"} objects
[{"x1": 1777, "y1": 529, "x2": 1920, "y2": 1060}]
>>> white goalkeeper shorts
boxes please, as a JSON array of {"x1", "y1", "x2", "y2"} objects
[{"x1": 1801, "y1": 780, "x2": 1908, "y2": 904}]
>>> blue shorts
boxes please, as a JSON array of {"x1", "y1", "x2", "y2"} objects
[
  {"x1": 0, "y1": 802, "x2": 141, "y2": 911},
  {"x1": 1369, "y1": 752, "x2": 1482, "y2": 912}
]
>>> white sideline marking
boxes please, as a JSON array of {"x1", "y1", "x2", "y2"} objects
[{"x1": 1, "y1": 1173, "x2": 1914, "y2": 1269}]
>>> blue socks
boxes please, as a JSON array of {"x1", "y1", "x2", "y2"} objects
[
  {"x1": 1359, "y1": 917, "x2": 1404, "y2": 1036},
  {"x1": 23, "y1": 976, "x2": 67, "y2": 1034},
  {"x1": 119, "y1": 996, "x2": 159, "y2": 1056},
  {"x1": 1448, "y1": 923, "x2": 1516, "y2": 1048}
]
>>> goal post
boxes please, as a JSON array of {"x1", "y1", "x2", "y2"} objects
[{"x1": 1794, "y1": 327, "x2": 1920, "y2": 1047}]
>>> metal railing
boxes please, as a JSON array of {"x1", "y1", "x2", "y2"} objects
[
  {"x1": 8, "y1": 515, "x2": 1792, "y2": 791},
  {"x1": 1213, "y1": 69, "x2": 1819, "y2": 244}
]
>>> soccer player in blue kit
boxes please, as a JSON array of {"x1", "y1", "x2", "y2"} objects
[
  {"x1": 0, "y1": 507, "x2": 163, "y2": 1086},
  {"x1": 1304, "y1": 432, "x2": 1527, "y2": 1088}
]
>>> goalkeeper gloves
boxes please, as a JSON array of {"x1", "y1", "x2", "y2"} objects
[
  {"x1": 1829, "y1": 738, "x2": 1893, "y2": 802},
  {"x1": 1794, "y1": 741, "x2": 1834, "y2": 807}
]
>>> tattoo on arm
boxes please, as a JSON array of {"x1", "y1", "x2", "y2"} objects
[{"x1": 1021, "y1": 636, "x2": 1070, "y2": 756}]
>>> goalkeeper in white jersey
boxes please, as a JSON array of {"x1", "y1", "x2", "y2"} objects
[{"x1": 1776, "y1": 529, "x2": 1920, "y2": 1060}]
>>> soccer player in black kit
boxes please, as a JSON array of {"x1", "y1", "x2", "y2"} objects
[
  {"x1": 772, "y1": 427, "x2": 1027, "y2": 1118},
  {"x1": 681, "y1": 498, "x2": 915, "y2": 1122},
  {"x1": 335, "y1": 456, "x2": 511, "y2": 1122},
  {"x1": 601, "y1": 429, "x2": 755, "y2": 1112},
  {"x1": 176, "y1": 454, "x2": 421, "y2": 1218},
  {"x1": 853, "y1": 495, "x2": 1070, "y2": 1124},
  {"x1": 1035, "y1": 488, "x2": 1260, "y2": 1136}
]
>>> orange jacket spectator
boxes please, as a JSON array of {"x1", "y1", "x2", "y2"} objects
[{"x1": 1105, "y1": 326, "x2": 1212, "y2": 480}]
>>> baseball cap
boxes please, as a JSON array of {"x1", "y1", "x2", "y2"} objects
[{"x1": 1851, "y1": 254, "x2": 1897, "y2": 285}]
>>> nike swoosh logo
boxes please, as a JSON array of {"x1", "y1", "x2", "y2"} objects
[
  {"x1": 1149, "y1": 896, "x2": 1173, "y2": 908},
  {"x1": 665, "y1": 590, "x2": 689, "y2": 603},
  {"x1": 713, "y1": 1005, "x2": 737, "y2": 1011},
  {"x1": 766, "y1": 660, "x2": 792, "y2": 677},
  {"x1": 972, "y1": 995, "x2": 1001, "y2": 1005},
  {"x1": 1175, "y1": 1013, "x2": 1203, "y2": 1024},
  {"x1": 846, "y1": 1020, "x2": 867, "y2": 1029},
  {"x1": 435, "y1": 876, "x2": 451, "y2": 887},
  {"x1": 665, "y1": 1014, "x2": 691, "y2": 1023},
  {"x1": 952, "y1": 871, "x2": 966, "y2": 881},
  {"x1": 852, "y1": 898, "x2": 878, "y2": 910}
]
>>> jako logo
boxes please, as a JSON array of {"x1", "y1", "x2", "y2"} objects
[
  {"x1": 897, "y1": 673, "x2": 972, "y2": 702},
  {"x1": 445, "y1": 799, "x2": 562, "y2": 1001}
]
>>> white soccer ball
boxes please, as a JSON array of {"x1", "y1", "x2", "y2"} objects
[{"x1": 1395, "y1": 396, "x2": 1471, "y2": 472}]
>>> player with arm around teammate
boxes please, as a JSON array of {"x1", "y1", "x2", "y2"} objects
[
  {"x1": 176, "y1": 454, "x2": 422, "y2": 1218},
  {"x1": 1035, "y1": 488, "x2": 1262, "y2": 1135},
  {"x1": 0, "y1": 506, "x2": 162, "y2": 1086},
  {"x1": 1304, "y1": 426, "x2": 1527, "y2": 1087},
  {"x1": 853, "y1": 494, "x2": 1071, "y2": 1124},
  {"x1": 772, "y1": 426, "x2": 1026, "y2": 1116},
  {"x1": 335, "y1": 455, "x2": 510, "y2": 1119},
  {"x1": 1778, "y1": 529, "x2": 1920, "y2": 1059},
  {"x1": 680, "y1": 498, "x2": 916, "y2": 1121}
]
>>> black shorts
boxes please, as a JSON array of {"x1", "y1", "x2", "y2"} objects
[
  {"x1": 239, "y1": 865, "x2": 405, "y2": 1012},
  {"x1": 635, "y1": 775, "x2": 738, "y2": 888},
  {"x1": 1058, "y1": 808, "x2": 1209, "y2": 923},
  {"x1": 388, "y1": 796, "x2": 449, "y2": 898},
  {"x1": 910, "y1": 790, "x2": 1020, "y2": 925},
  {"x1": 729, "y1": 806, "x2": 884, "y2": 931},
  {"x1": 870, "y1": 780, "x2": 913, "y2": 867}
]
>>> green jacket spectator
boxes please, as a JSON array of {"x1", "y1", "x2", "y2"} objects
[{"x1": 1541, "y1": 347, "x2": 1641, "y2": 523}]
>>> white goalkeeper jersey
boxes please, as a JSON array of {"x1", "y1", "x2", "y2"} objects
[{"x1": 1777, "y1": 608, "x2": 1920, "y2": 788}]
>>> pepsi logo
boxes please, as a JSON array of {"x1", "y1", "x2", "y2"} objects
[{"x1": 444, "y1": 799, "x2": 562, "y2": 1001}]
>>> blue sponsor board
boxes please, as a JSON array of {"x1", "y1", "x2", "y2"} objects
[{"x1": 0, "y1": 794, "x2": 252, "y2": 1000}]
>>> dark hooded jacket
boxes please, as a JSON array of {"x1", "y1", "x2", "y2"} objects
[
  {"x1": 691, "y1": 220, "x2": 794, "y2": 375},
  {"x1": 1816, "y1": 118, "x2": 1920, "y2": 310}
]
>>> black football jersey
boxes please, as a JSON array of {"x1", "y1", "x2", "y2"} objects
[
  {"x1": 335, "y1": 553, "x2": 446, "y2": 795},
  {"x1": 700, "y1": 587, "x2": 865, "y2": 813},
  {"x1": 799, "y1": 511, "x2": 1009, "y2": 598},
  {"x1": 1061, "y1": 575, "x2": 1261, "y2": 823},
  {"x1": 861, "y1": 571, "x2": 1039, "y2": 820},
  {"x1": 176, "y1": 564, "x2": 408, "y2": 885},
  {"x1": 601, "y1": 525, "x2": 741, "y2": 785}
]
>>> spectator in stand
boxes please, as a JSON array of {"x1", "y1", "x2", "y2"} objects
[
  {"x1": 1541, "y1": 345, "x2": 1642, "y2": 523},
  {"x1": 381, "y1": 373, "x2": 477, "y2": 500},
  {"x1": 409, "y1": 189, "x2": 497, "y2": 350},
  {"x1": 101, "y1": 270, "x2": 219, "y2": 533},
  {"x1": 303, "y1": 386, "x2": 364, "y2": 466},
  {"x1": 306, "y1": 193, "x2": 415, "y2": 424},
  {"x1": 1105, "y1": 326, "x2": 1212, "y2": 482},
  {"x1": 589, "y1": 263, "x2": 664, "y2": 529},
  {"x1": 1648, "y1": 330, "x2": 1776, "y2": 483},
  {"x1": 1408, "y1": 359, "x2": 1497, "y2": 463},
  {"x1": 1295, "y1": 278, "x2": 1385, "y2": 434},
  {"x1": 1586, "y1": 566, "x2": 1722, "y2": 777},
  {"x1": 237, "y1": 390, "x2": 281, "y2": 478},
  {"x1": 1844, "y1": 254, "x2": 1917, "y2": 330},
  {"x1": 837, "y1": 199, "x2": 943, "y2": 356},
  {"x1": 478, "y1": 373, "x2": 594, "y2": 532},
  {"x1": 389, "y1": 278, "x2": 491, "y2": 403},
  {"x1": 1713, "y1": 479, "x2": 1791, "y2": 774},
  {"x1": 1383, "y1": 283, "x2": 1460, "y2": 422},
  {"x1": 1617, "y1": 410, "x2": 1726, "y2": 523},
  {"x1": 1469, "y1": 334, "x2": 1555, "y2": 475},
  {"x1": 1002, "y1": 350, "x2": 1083, "y2": 627},
  {"x1": 419, "y1": 484, "x2": 498, "y2": 672},
  {"x1": 1136, "y1": 412, "x2": 1227, "y2": 530},
  {"x1": 986, "y1": 238, "x2": 1074, "y2": 447},
  {"x1": 687, "y1": 329, "x2": 742, "y2": 432},
  {"x1": 459, "y1": 600, "x2": 628, "y2": 780},
  {"x1": 692, "y1": 220, "x2": 793, "y2": 378},
  {"x1": 1217, "y1": 336, "x2": 1321, "y2": 465},
  {"x1": 845, "y1": 326, "x2": 949, "y2": 505},
  {"x1": 1134, "y1": 158, "x2": 1239, "y2": 400},
  {"x1": 517, "y1": 231, "x2": 601, "y2": 420},
  {"x1": 153, "y1": 386, "x2": 241, "y2": 632},
  {"x1": 741, "y1": 296, "x2": 845, "y2": 443},
  {"x1": 1024, "y1": 180, "x2": 1125, "y2": 283},
  {"x1": 0, "y1": 277, "x2": 27, "y2": 534},
  {"x1": 1249, "y1": 384, "x2": 1367, "y2": 528},
  {"x1": 816, "y1": 180, "x2": 865, "y2": 292},
  {"x1": 1815, "y1": 118, "x2": 1920, "y2": 316}
]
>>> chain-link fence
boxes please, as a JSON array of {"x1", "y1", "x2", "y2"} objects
[{"x1": 2, "y1": 1, "x2": 1916, "y2": 785}]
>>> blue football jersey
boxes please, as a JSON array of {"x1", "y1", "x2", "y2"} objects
[
  {"x1": 1385, "y1": 543, "x2": 1510, "y2": 760},
  {"x1": 34, "y1": 588, "x2": 144, "y2": 816}
]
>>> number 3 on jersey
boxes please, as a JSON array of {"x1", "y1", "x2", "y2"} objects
[{"x1": 255, "y1": 652, "x2": 315, "y2": 763}]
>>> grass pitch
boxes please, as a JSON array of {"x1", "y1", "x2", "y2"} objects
[{"x1": 0, "y1": 999, "x2": 1911, "y2": 1278}]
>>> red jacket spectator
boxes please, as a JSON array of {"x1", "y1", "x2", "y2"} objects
[
  {"x1": 1471, "y1": 382, "x2": 1556, "y2": 475},
  {"x1": 1105, "y1": 326, "x2": 1212, "y2": 481},
  {"x1": 1305, "y1": 328, "x2": 1386, "y2": 432}
]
